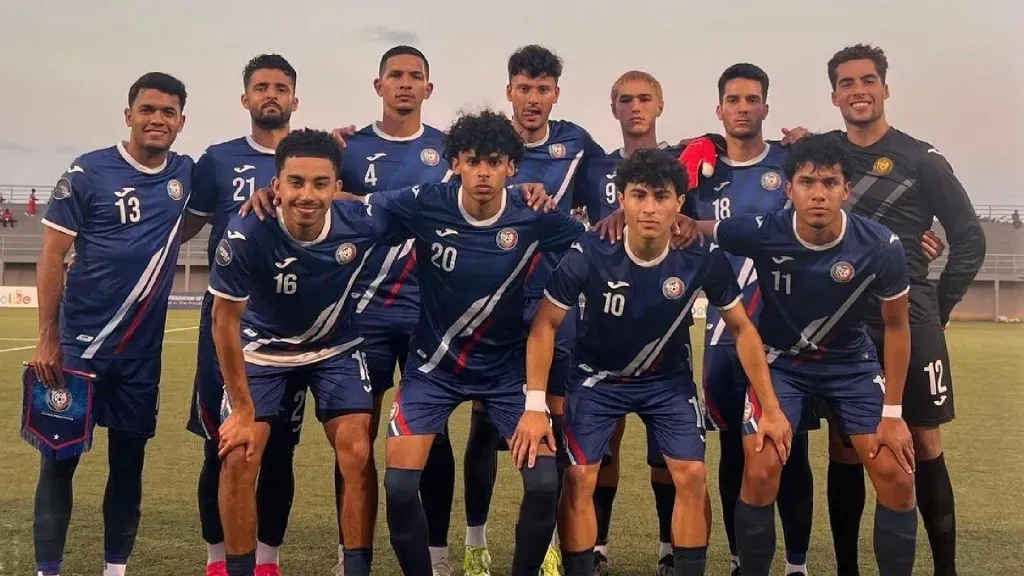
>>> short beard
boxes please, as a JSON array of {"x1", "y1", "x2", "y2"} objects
[{"x1": 252, "y1": 111, "x2": 290, "y2": 131}]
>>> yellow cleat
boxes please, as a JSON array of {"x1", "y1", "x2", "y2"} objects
[
  {"x1": 463, "y1": 545, "x2": 492, "y2": 576},
  {"x1": 541, "y1": 545, "x2": 562, "y2": 576}
]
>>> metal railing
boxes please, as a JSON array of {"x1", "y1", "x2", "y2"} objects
[{"x1": 927, "y1": 253, "x2": 1024, "y2": 279}]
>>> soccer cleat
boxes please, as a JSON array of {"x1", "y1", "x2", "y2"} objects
[
  {"x1": 255, "y1": 563, "x2": 282, "y2": 576},
  {"x1": 655, "y1": 553, "x2": 674, "y2": 576},
  {"x1": 206, "y1": 561, "x2": 228, "y2": 576},
  {"x1": 593, "y1": 550, "x2": 609, "y2": 576},
  {"x1": 431, "y1": 555, "x2": 453, "y2": 576},
  {"x1": 731, "y1": 566, "x2": 742, "y2": 576},
  {"x1": 541, "y1": 546, "x2": 561, "y2": 576},
  {"x1": 463, "y1": 545, "x2": 492, "y2": 576}
]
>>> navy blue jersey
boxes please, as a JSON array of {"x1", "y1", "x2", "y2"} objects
[
  {"x1": 368, "y1": 181, "x2": 585, "y2": 377},
  {"x1": 683, "y1": 143, "x2": 790, "y2": 347},
  {"x1": 579, "y1": 143, "x2": 681, "y2": 225},
  {"x1": 187, "y1": 136, "x2": 276, "y2": 264},
  {"x1": 714, "y1": 209, "x2": 910, "y2": 373},
  {"x1": 340, "y1": 123, "x2": 451, "y2": 324},
  {"x1": 208, "y1": 201, "x2": 399, "y2": 367},
  {"x1": 546, "y1": 231, "x2": 740, "y2": 382},
  {"x1": 42, "y1": 143, "x2": 193, "y2": 359},
  {"x1": 510, "y1": 120, "x2": 605, "y2": 297}
]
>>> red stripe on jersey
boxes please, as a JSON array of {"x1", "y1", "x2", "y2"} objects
[
  {"x1": 115, "y1": 269, "x2": 164, "y2": 354},
  {"x1": 393, "y1": 389, "x2": 413, "y2": 436},
  {"x1": 562, "y1": 421, "x2": 588, "y2": 466},
  {"x1": 452, "y1": 317, "x2": 495, "y2": 376},
  {"x1": 745, "y1": 286, "x2": 762, "y2": 316},
  {"x1": 381, "y1": 250, "x2": 417, "y2": 308}
]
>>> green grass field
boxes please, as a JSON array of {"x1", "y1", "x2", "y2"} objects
[{"x1": 0, "y1": 309, "x2": 1021, "y2": 575}]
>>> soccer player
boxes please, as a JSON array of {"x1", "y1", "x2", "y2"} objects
[
  {"x1": 209, "y1": 129, "x2": 385, "y2": 576},
  {"x1": 574, "y1": 70, "x2": 682, "y2": 575},
  {"x1": 375, "y1": 109, "x2": 583, "y2": 576},
  {"x1": 31, "y1": 72, "x2": 193, "y2": 576},
  {"x1": 702, "y1": 134, "x2": 918, "y2": 576},
  {"x1": 530, "y1": 148, "x2": 790, "y2": 576},
  {"x1": 331, "y1": 45, "x2": 455, "y2": 576},
  {"x1": 453, "y1": 44, "x2": 605, "y2": 576},
  {"x1": 181, "y1": 54, "x2": 302, "y2": 576},
  {"x1": 820, "y1": 45, "x2": 985, "y2": 576},
  {"x1": 683, "y1": 64, "x2": 814, "y2": 576}
]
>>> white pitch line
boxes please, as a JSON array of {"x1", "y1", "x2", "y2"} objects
[{"x1": 0, "y1": 326, "x2": 199, "y2": 353}]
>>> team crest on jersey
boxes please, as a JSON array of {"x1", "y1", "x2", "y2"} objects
[
  {"x1": 215, "y1": 239, "x2": 233, "y2": 266},
  {"x1": 662, "y1": 276, "x2": 685, "y2": 300},
  {"x1": 548, "y1": 143, "x2": 566, "y2": 159},
  {"x1": 46, "y1": 388, "x2": 72, "y2": 413},
  {"x1": 51, "y1": 177, "x2": 72, "y2": 200},
  {"x1": 336, "y1": 243, "x2": 357, "y2": 264},
  {"x1": 760, "y1": 171, "x2": 782, "y2": 191},
  {"x1": 420, "y1": 148, "x2": 440, "y2": 166},
  {"x1": 742, "y1": 402, "x2": 754, "y2": 423},
  {"x1": 496, "y1": 227, "x2": 518, "y2": 250},
  {"x1": 830, "y1": 261, "x2": 855, "y2": 283},
  {"x1": 872, "y1": 157, "x2": 894, "y2": 176},
  {"x1": 167, "y1": 179, "x2": 184, "y2": 201}
]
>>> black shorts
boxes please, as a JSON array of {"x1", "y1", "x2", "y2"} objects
[{"x1": 868, "y1": 324, "x2": 954, "y2": 426}]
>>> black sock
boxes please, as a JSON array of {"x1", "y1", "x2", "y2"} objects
[
  {"x1": 778, "y1": 434, "x2": 812, "y2": 566},
  {"x1": 562, "y1": 549, "x2": 595, "y2": 576},
  {"x1": 334, "y1": 461, "x2": 345, "y2": 545},
  {"x1": 198, "y1": 441, "x2": 224, "y2": 546},
  {"x1": 343, "y1": 547, "x2": 373, "y2": 576},
  {"x1": 651, "y1": 478, "x2": 675, "y2": 546},
  {"x1": 256, "y1": 436, "x2": 295, "y2": 547},
  {"x1": 916, "y1": 453, "x2": 957, "y2": 576},
  {"x1": 512, "y1": 456, "x2": 559, "y2": 576},
  {"x1": 735, "y1": 499, "x2": 775, "y2": 576},
  {"x1": 594, "y1": 484, "x2": 618, "y2": 546},
  {"x1": 828, "y1": 460, "x2": 865, "y2": 576},
  {"x1": 873, "y1": 503, "x2": 917, "y2": 576},
  {"x1": 673, "y1": 546, "x2": 708, "y2": 576},
  {"x1": 384, "y1": 467, "x2": 431, "y2": 576},
  {"x1": 33, "y1": 453, "x2": 80, "y2": 575},
  {"x1": 103, "y1": 430, "x2": 147, "y2": 565},
  {"x1": 464, "y1": 410, "x2": 500, "y2": 528},
  {"x1": 226, "y1": 551, "x2": 256, "y2": 576},
  {"x1": 420, "y1": 427, "x2": 455, "y2": 548},
  {"x1": 718, "y1": 430, "x2": 744, "y2": 556}
]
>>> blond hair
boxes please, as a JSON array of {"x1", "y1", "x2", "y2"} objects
[{"x1": 610, "y1": 71, "x2": 663, "y2": 103}]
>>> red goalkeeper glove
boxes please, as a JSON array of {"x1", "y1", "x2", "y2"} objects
[{"x1": 678, "y1": 133, "x2": 726, "y2": 191}]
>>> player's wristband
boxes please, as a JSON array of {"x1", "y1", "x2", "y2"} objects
[
  {"x1": 525, "y1": 390, "x2": 547, "y2": 412},
  {"x1": 881, "y1": 404, "x2": 903, "y2": 419}
]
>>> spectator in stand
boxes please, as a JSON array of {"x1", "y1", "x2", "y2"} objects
[
  {"x1": 2, "y1": 207, "x2": 16, "y2": 227},
  {"x1": 27, "y1": 189, "x2": 38, "y2": 216}
]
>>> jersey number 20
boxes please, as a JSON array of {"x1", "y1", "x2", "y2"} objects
[{"x1": 430, "y1": 243, "x2": 457, "y2": 272}]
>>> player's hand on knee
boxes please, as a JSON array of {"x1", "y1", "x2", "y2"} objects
[
  {"x1": 871, "y1": 416, "x2": 915, "y2": 475},
  {"x1": 671, "y1": 214, "x2": 700, "y2": 250},
  {"x1": 920, "y1": 230, "x2": 946, "y2": 262},
  {"x1": 218, "y1": 407, "x2": 258, "y2": 461},
  {"x1": 595, "y1": 209, "x2": 625, "y2": 243},
  {"x1": 511, "y1": 410, "x2": 555, "y2": 470},
  {"x1": 330, "y1": 125, "x2": 358, "y2": 148},
  {"x1": 779, "y1": 127, "x2": 812, "y2": 147},
  {"x1": 29, "y1": 335, "x2": 64, "y2": 389},
  {"x1": 238, "y1": 186, "x2": 278, "y2": 221},
  {"x1": 756, "y1": 406, "x2": 793, "y2": 465}
]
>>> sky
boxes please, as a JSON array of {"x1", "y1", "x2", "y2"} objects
[{"x1": 1, "y1": 0, "x2": 1022, "y2": 205}]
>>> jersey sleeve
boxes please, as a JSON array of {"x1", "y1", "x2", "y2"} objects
[
  {"x1": 543, "y1": 241, "x2": 588, "y2": 310},
  {"x1": 703, "y1": 247, "x2": 743, "y2": 309},
  {"x1": 712, "y1": 214, "x2": 766, "y2": 258},
  {"x1": 186, "y1": 149, "x2": 218, "y2": 217},
  {"x1": 873, "y1": 232, "x2": 910, "y2": 301},
  {"x1": 915, "y1": 151, "x2": 986, "y2": 323},
  {"x1": 571, "y1": 131, "x2": 607, "y2": 209},
  {"x1": 207, "y1": 221, "x2": 254, "y2": 302},
  {"x1": 366, "y1": 185, "x2": 422, "y2": 241},
  {"x1": 41, "y1": 161, "x2": 92, "y2": 237},
  {"x1": 536, "y1": 209, "x2": 586, "y2": 253}
]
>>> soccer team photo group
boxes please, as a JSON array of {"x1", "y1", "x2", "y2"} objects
[{"x1": 6, "y1": 8, "x2": 1018, "y2": 575}]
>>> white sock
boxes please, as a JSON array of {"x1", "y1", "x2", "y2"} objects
[
  {"x1": 732, "y1": 555, "x2": 741, "y2": 569},
  {"x1": 255, "y1": 542, "x2": 279, "y2": 566},
  {"x1": 465, "y1": 524, "x2": 487, "y2": 548},
  {"x1": 103, "y1": 563, "x2": 126, "y2": 576},
  {"x1": 658, "y1": 541, "x2": 672, "y2": 559},
  {"x1": 549, "y1": 530, "x2": 559, "y2": 548},
  {"x1": 337, "y1": 544, "x2": 345, "y2": 563},
  {"x1": 207, "y1": 542, "x2": 226, "y2": 565},
  {"x1": 594, "y1": 544, "x2": 609, "y2": 556},
  {"x1": 429, "y1": 546, "x2": 448, "y2": 565},
  {"x1": 785, "y1": 562, "x2": 808, "y2": 575}
]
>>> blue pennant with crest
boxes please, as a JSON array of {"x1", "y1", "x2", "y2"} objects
[{"x1": 21, "y1": 365, "x2": 96, "y2": 460}]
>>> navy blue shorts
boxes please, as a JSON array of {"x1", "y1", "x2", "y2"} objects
[
  {"x1": 743, "y1": 365, "x2": 883, "y2": 438},
  {"x1": 187, "y1": 296, "x2": 307, "y2": 442},
  {"x1": 524, "y1": 295, "x2": 575, "y2": 397},
  {"x1": 702, "y1": 345, "x2": 748, "y2": 432},
  {"x1": 563, "y1": 368, "x2": 706, "y2": 466},
  {"x1": 358, "y1": 321, "x2": 412, "y2": 396},
  {"x1": 222, "y1": 351, "x2": 373, "y2": 426},
  {"x1": 63, "y1": 348, "x2": 161, "y2": 438}
]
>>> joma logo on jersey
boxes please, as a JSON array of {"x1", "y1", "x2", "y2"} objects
[
  {"x1": 336, "y1": 243, "x2": 357, "y2": 264},
  {"x1": 167, "y1": 179, "x2": 184, "y2": 201},
  {"x1": 216, "y1": 239, "x2": 233, "y2": 266},
  {"x1": 496, "y1": 228, "x2": 518, "y2": 250},
  {"x1": 47, "y1": 388, "x2": 72, "y2": 413},
  {"x1": 662, "y1": 276, "x2": 685, "y2": 300},
  {"x1": 548, "y1": 143, "x2": 566, "y2": 159},
  {"x1": 760, "y1": 171, "x2": 782, "y2": 191},
  {"x1": 830, "y1": 261, "x2": 855, "y2": 283},
  {"x1": 872, "y1": 157, "x2": 894, "y2": 176},
  {"x1": 420, "y1": 148, "x2": 440, "y2": 166}
]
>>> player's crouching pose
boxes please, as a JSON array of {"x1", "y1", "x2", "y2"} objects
[
  {"x1": 701, "y1": 135, "x2": 918, "y2": 576},
  {"x1": 529, "y1": 149, "x2": 791, "y2": 576},
  {"x1": 209, "y1": 130, "x2": 391, "y2": 576}
]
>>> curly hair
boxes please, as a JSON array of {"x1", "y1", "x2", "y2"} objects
[
  {"x1": 507, "y1": 44, "x2": 563, "y2": 81},
  {"x1": 827, "y1": 44, "x2": 888, "y2": 89},
  {"x1": 274, "y1": 128, "x2": 344, "y2": 178},
  {"x1": 781, "y1": 134, "x2": 851, "y2": 182},
  {"x1": 442, "y1": 110, "x2": 524, "y2": 164},
  {"x1": 613, "y1": 148, "x2": 688, "y2": 197}
]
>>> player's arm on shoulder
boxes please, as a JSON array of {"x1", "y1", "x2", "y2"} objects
[
  {"x1": 916, "y1": 149, "x2": 986, "y2": 325},
  {"x1": 537, "y1": 207, "x2": 585, "y2": 252},
  {"x1": 364, "y1": 184, "x2": 423, "y2": 241},
  {"x1": 182, "y1": 151, "x2": 217, "y2": 241},
  {"x1": 708, "y1": 212, "x2": 765, "y2": 257}
]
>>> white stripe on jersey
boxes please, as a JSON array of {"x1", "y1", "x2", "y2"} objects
[
  {"x1": 621, "y1": 288, "x2": 702, "y2": 377},
  {"x1": 710, "y1": 257, "x2": 757, "y2": 346},
  {"x1": 551, "y1": 150, "x2": 585, "y2": 205},
  {"x1": 41, "y1": 219, "x2": 78, "y2": 238},
  {"x1": 418, "y1": 241, "x2": 540, "y2": 374},
  {"x1": 244, "y1": 336, "x2": 363, "y2": 367},
  {"x1": 787, "y1": 273, "x2": 876, "y2": 355},
  {"x1": 81, "y1": 209, "x2": 186, "y2": 359},
  {"x1": 356, "y1": 239, "x2": 412, "y2": 313}
]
